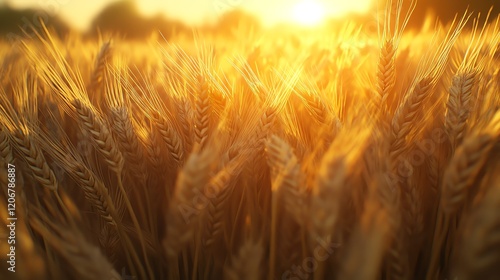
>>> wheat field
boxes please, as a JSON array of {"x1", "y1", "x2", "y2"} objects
[{"x1": 1, "y1": 1, "x2": 500, "y2": 279}]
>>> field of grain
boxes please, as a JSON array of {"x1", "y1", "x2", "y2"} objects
[{"x1": 1, "y1": 1, "x2": 500, "y2": 279}]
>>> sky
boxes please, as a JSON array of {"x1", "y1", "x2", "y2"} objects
[{"x1": 1, "y1": 0, "x2": 374, "y2": 30}]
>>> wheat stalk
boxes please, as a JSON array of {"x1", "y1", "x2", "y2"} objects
[{"x1": 3, "y1": 6, "x2": 500, "y2": 280}]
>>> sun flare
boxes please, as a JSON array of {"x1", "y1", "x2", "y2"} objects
[
  {"x1": 289, "y1": 0, "x2": 374, "y2": 26},
  {"x1": 291, "y1": 0, "x2": 326, "y2": 26}
]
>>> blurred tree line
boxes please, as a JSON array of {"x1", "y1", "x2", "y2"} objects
[
  {"x1": 0, "y1": 0, "x2": 261, "y2": 40},
  {"x1": 0, "y1": 0, "x2": 498, "y2": 41},
  {"x1": 0, "y1": 4, "x2": 70, "y2": 40},
  {"x1": 87, "y1": 1, "x2": 188, "y2": 39},
  {"x1": 413, "y1": 0, "x2": 499, "y2": 23}
]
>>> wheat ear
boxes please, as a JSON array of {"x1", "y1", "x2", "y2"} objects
[
  {"x1": 163, "y1": 148, "x2": 213, "y2": 258},
  {"x1": 11, "y1": 130, "x2": 58, "y2": 192},
  {"x1": 29, "y1": 211, "x2": 121, "y2": 280},
  {"x1": 89, "y1": 41, "x2": 112, "y2": 92},
  {"x1": 377, "y1": 39, "x2": 396, "y2": 108},
  {"x1": 265, "y1": 135, "x2": 307, "y2": 226},
  {"x1": 453, "y1": 170, "x2": 500, "y2": 280},
  {"x1": 143, "y1": 127, "x2": 164, "y2": 170},
  {"x1": 444, "y1": 71, "x2": 476, "y2": 149},
  {"x1": 441, "y1": 133, "x2": 496, "y2": 214},
  {"x1": 36, "y1": 130, "x2": 119, "y2": 225},
  {"x1": 224, "y1": 239, "x2": 263, "y2": 280},
  {"x1": 104, "y1": 62, "x2": 145, "y2": 176},
  {"x1": 376, "y1": 0, "x2": 417, "y2": 110},
  {"x1": 0, "y1": 126, "x2": 13, "y2": 163},
  {"x1": 390, "y1": 77, "x2": 434, "y2": 161},
  {"x1": 376, "y1": 159, "x2": 408, "y2": 280},
  {"x1": 0, "y1": 127, "x2": 14, "y2": 191},
  {"x1": 299, "y1": 91, "x2": 331, "y2": 125},
  {"x1": 152, "y1": 111, "x2": 185, "y2": 166},
  {"x1": 177, "y1": 98, "x2": 194, "y2": 151},
  {"x1": 310, "y1": 145, "x2": 347, "y2": 246},
  {"x1": 401, "y1": 181, "x2": 424, "y2": 238},
  {"x1": 73, "y1": 99, "x2": 124, "y2": 174},
  {"x1": 428, "y1": 120, "x2": 500, "y2": 279},
  {"x1": 0, "y1": 92, "x2": 58, "y2": 192},
  {"x1": 110, "y1": 106, "x2": 145, "y2": 175},
  {"x1": 194, "y1": 75, "x2": 211, "y2": 147},
  {"x1": 203, "y1": 158, "x2": 242, "y2": 247},
  {"x1": 266, "y1": 135, "x2": 307, "y2": 279},
  {"x1": 339, "y1": 196, "x2": 390, "y2": 280},
  {"x1": 251, "y1": 107, "x2": 277, "y2": 151}
]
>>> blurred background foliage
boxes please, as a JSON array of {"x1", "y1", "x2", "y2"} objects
[
  {"x1": 0, "y1": 0, "x2": 262, "y2": 40},
  {"x1": 0, "y1": 0, "x2": 498, "y2": 40}
]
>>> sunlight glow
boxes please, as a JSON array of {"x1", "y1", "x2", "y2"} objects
[
  {"x1": 289, "y1": 0, "x2": 373, "y2": 26},
  {"x1": 6, "y1": 0, "x2": 375, "y2": 30},
  {"x1": 327, "y1": 0, "x2": 374, "y2": 16},
  {"x1": 291, "y1": 1, "x2": 326, "y2": 26}
]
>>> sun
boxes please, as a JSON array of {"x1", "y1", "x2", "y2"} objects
[
  {"x1": 287, "y1": 0, "x2": 374, "y2": 26},
  {"x1": 291, "y1": 0, "x2": 326, "y2": 26}
]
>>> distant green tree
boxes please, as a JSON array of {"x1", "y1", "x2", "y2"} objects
[
  {"x1": 0, "y1": 4, "x2": 69, "y2": 43},
  {"x1": 89, "y1": 1, "x2": 145, "y2": 38},
  {"x1": 89, "y1": 0, "x2": 189, "y2": 39}
]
